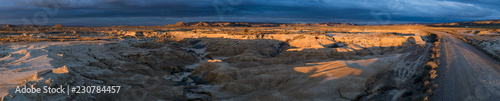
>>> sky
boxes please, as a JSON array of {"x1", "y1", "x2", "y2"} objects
[{"x1": 0, "y1": 0, "x2": 499, "y2": 26}]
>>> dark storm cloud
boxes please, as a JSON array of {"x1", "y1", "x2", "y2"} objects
[{"x1": 0, "y1": 0, "x2": 498, "y2": 26}]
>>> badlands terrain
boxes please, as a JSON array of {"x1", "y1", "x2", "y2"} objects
[{"x1": 0, "y1": 21, "x2": 499, "y2": 101}]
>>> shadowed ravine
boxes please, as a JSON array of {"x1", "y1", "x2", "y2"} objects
[{"x1": 1, "y1": 32, "x2": 433, "y2": 100}]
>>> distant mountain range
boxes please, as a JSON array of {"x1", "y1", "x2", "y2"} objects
[
  {"x1": 3, "y1": 19, "x2": 500, "y2": 27},
  {"x1": 427, "y1": 20, "x2": 500, "y2": 27},
  {"x1": 165, "y1": 20, "x2": 500, "y2": 27},
  {"x1": 165, "y1": 22, "x2": 357, "y2": 27}
]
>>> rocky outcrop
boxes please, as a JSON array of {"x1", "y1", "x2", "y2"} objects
[
  {"x1": 173, "y1": 22, "x2": 186, "y2": 27},
  {"x1": 53, "y1": 24, "x2": 63, "y2": 28},
  {"x1": 1, "y1": 41, "x2": 202, "y2": 101},
  {"x1": 191, "y1": 22, "x2": 212, "y2": 27},
  {"x1": 163, "y1": 22, "x2": 187, "y2": 27},
  {"x1": 169, "y1": 33, "x2": 425, "y2": 64},
  {"x1": 1, "y1": 29, "x2": 430, "y2": 101}
]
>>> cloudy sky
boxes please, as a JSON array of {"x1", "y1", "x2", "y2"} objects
[{"x1": 0, "y1": 0, "x2": 499, "y2": 26}]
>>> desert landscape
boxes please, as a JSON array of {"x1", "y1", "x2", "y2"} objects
[
  {"x1": 0, "y1": 21, "x2": 498, "y2": 101},
  {"x1": 2, "y1": 0, "x2": 500, "y2": 100}
]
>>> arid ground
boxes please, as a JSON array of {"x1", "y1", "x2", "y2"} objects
[{"x1": 1, "y1": 21, "x2": 499, "y2": 101}]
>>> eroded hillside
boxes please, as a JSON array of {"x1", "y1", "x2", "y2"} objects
[{"x1": 1, "y1": 25, "x2": 438, "y2": 101}]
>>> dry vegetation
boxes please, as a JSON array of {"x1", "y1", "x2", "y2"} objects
[{"x1": 420, "y1": 31, "x2": 442, "y2": 100}]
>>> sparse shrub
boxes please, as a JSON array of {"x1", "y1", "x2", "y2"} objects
[
  {"x1": 428, "y1": 70, "x2": 436, "y2": 75},
  {"x1": 424, "y1": 81, "x2": 430, "y2": 86},
  {"x1": 426, "y1": 62, "x2": 438, "y2": 69},
  {"x1": 430, "y1": 73, "x2": 437, "y2": 80},
  {"x1": 244, "y1": 28, "x2": 249, "y2": 33},
  {"x1": 428, "y1": 69, "x2": 438, "y2": 80}
]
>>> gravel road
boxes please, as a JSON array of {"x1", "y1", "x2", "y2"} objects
[{"x1": 428, "y1": 30, "x2": 500, "y2": 101}]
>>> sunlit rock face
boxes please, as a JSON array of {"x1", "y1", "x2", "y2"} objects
[{"x1": 1, "y1": 25, "x2": 432, "y2": 100}]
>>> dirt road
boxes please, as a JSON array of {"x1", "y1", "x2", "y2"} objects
[{"x1": 427, "y1": 30, "x2": 500, "y2": 101}]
